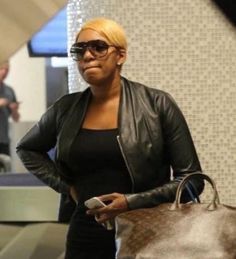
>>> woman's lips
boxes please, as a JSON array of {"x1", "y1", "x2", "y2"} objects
[{"x1": 84, "y1": 66, "x2": 100, "y2": 71}]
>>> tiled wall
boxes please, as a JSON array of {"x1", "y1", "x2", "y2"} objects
[{"x1": 68, "y1": 0, "x2": 236, "y2": 205}]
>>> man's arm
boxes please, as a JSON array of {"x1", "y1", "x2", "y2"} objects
[
  {"x1": 0, "y1": 95, "x2": 20, "y2": 122},
  {"x1": 9, "y1": 101, "x2": 20, "y2": 122},
  {"x1": 0, "y1": 97, "x2": 9, "y2": 107}
]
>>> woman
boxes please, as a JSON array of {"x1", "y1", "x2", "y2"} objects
[{"x1": 16, "y1": 17, "x2": 204, "y2": 259}]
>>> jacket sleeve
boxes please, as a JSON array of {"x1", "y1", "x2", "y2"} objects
[
  {"x1": 16, "y1": 100, "x2": 70, "y2": 194},
  {"x1": 125, "y1": 92, "x2": 204, "y2": 209}
]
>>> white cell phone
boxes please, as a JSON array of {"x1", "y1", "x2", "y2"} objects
[
  {"x1": 84, "y1": 197, "x2": 106, "y2": 209},
  {"x1": 84, "y1": 197, "x2": 114, "y2": 230}
]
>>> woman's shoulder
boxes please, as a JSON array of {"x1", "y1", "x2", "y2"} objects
[
  {"x1": 54, "y1": 88, "x2": 89, "y2": 107},
  {"x1": 123, "y1": 77, "x2": 172, "y2": 100},
  {"x1": 49, "y1": 88, "x2": 89, "y2": 117},
  {"x1": 123, "y1": 77, "x2": 179, "y2": 114},
  {"x1": 55, "y1": 91, "x2": 83, "y2": 104}
]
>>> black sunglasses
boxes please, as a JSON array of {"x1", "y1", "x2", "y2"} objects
[{"x1": 70, "y1": 40, "x2": 117, "y2": 61}]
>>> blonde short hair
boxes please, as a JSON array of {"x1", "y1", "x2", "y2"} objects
[{"x1": 76, "y1": 17, "x2": 127, "y2": 51}]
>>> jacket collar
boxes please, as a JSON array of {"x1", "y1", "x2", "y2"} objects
[
  {"x1": 57, "y1": 76, "x2": 134, "y2": 162},
  {"x1": 57, "y1": 88, "x2": 91, "y2": 161}
]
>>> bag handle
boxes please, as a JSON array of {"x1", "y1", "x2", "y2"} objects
[{"x1": 170, "y1": 172, "x2": 220, "y2": 211}]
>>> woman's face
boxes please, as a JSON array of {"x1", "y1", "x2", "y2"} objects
[{"x1": 76, "y1": 29, "x2": 126, "y2": 86}]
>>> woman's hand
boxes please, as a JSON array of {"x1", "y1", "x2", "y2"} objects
[{"x1": 86, "y1": 192, "x2": 128, "y2": 223}]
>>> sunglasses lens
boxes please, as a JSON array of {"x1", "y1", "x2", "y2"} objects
[
  {"x1": 91, "y1": 40, "x2": 109, "y2": 55},
  {"x1": 70, "y1": 44, "x2": 84, "y2": 61},
  {"x1": 70, "y1": 40, "x2": 110, "y2": 60}
]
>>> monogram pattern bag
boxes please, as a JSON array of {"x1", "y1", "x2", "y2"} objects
[{"x1": 115, "y1": 173, "x2": 236, "y2": 259}]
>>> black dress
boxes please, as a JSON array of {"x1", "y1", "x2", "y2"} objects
[{"x1": 65, "y1": 128, "x2": 132, "y2": 259}]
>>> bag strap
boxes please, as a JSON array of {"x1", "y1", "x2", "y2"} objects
[
  {"x1": 171, "y1": 172, "x2": 220, "y2": 211},
  {"x1": 175, "y1": 177, "x2": 200, "y2": 203}
]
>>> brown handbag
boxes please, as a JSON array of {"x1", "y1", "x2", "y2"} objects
[{"x1": 115, "y1": 173, "x2": 236, "y2": 259}]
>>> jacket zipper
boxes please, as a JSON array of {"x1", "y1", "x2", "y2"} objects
[{"x1": 117, "y1": 135, "x2": 135, "y2": 193}]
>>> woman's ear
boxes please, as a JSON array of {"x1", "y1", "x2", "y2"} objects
[{"x1": 117, "y1": 49, "x2": 127, "y2": 67}]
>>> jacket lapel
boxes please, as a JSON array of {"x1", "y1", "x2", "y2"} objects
[{"x1": 57, "y1": 88, "x2": 91, "y2": 162}]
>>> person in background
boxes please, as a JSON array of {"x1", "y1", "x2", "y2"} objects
[
  {"x1": 0, "y1": 61, "x2": 20, "y2": 156},
  {"x1": 16, "y1": 18, "x2": 204, "y2": 259}
]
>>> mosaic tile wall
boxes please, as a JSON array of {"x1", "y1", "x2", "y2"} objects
[{"x1": 67, "y1": 0, "x2": 236, "y2": 205}]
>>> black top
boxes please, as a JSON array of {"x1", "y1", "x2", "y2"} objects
[
  {"x1": 66, "y1": 128, "x2": 132, "y2": 247},
  {"x1": 68, "y1": 128, "x2": 131, "y2": 205}
]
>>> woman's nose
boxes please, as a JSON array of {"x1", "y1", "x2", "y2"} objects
[{"x1": 82, "y1": 48, "x2": 95, "y2": 61}]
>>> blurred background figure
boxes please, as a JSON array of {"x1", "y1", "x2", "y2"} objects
[{"x1": 0, "y1": 61, "x2": 20, "y2": 159}]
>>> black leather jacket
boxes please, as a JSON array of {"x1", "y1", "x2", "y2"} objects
[{"x1": 16, "y1": 77, "x2": 203, "y2": 210}]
